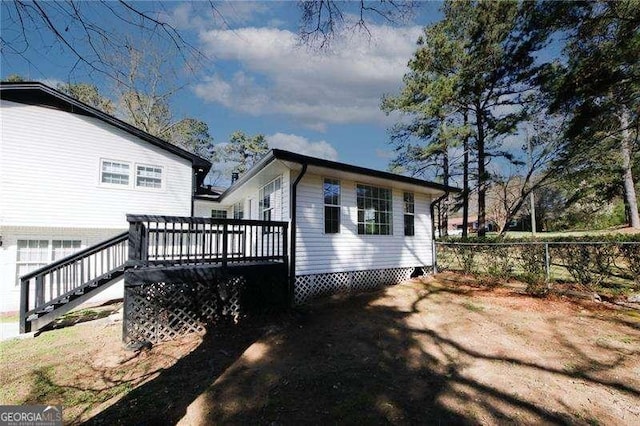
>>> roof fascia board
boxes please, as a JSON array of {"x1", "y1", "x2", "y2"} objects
[
  {"x1": 271, "y1": 149, "x2": 460, "y2": 193},
  {"x1": 217, "y1": 149, "x2": 460, "y2": 203}
]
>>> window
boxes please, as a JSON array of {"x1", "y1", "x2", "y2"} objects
[
  {"x1": 16, "y1": 239, "x2": 81, "y2": 284},
  {"x1": 101, "y1": 160, "x2": 129, "y2": 185},
  {"x1": 259, "y1": 177, "x2": 282, "y2": 221},
  {"x1": 404, "y1": 192, "x2": 415, "y2": 236},
  {"x1": 233, "y1": 202, "x2": 244, "y2": 219},
  {"x1": 211, "y1": 210, "x2": 227, "y2": 219},
  {"x1": 136, "y1": 165, "x2": 162, "y2": 188},
  {"x1": 52, "y1": 240, "x2": 82, "y2": 260},
  {"x1": 324, "y1": 178, "x2": 340, "y2": 233},
  {"x1": 357, "y1": 184, "x2": 392, "y2": 235}
]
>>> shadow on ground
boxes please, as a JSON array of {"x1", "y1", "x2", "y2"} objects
[{"x1": 83, "y1": 281, "x2": 638, "y2": 425}]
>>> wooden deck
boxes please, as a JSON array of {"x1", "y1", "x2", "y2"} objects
[
  {"x1": 20, "y1": 215, "x2": 289, "y2": 334},
  {"x1": 123, "y1": 216, "x2": 289, "y2": 344}
]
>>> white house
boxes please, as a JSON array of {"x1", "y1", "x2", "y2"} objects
[
  {"x1": 193, "y1": 150, "x2": 454, "y2": 304},
  {"x1": 2, "y1": 82, "x2": 456, "y2": 333},
  {"x1": 0, "y1": 82, "x2": 211, "y2": 314}
]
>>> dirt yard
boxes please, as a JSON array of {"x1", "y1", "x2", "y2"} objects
[{"x1": 1, "y1": 273, "x2": 639, "y2": 425}]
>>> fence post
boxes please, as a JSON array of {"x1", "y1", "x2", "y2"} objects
[
  {"x1": 432, "y1": 241, "x2": 438, "y2": 274},
  {"x1": 544, "y1": 242, "x2": 550, "y2": 286}
]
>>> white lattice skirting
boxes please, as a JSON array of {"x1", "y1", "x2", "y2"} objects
[{"x1": 294, "y1": 267, "x2": 417, "y2": 305}]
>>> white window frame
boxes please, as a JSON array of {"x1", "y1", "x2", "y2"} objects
[
  {"x1": 259, "y1": 176, "x2": 283, "y2": 222},
  {"x1": 403, "y1": 192, "x2": 415, "y2": 237},
  {"x1": 233, "y1": 201, "x2": 244, "y2": 219},
  {"x1": 323, "y1": 178, "x2": 341, "y2": 234},
  {"x1": 100, "y1": 159, "x2": 131, "y2": 187},
  {"x1": 15, "y1": 238, "x2": 82, "y2": 285},
  {"x1": 356, "y1": 183, "x2": 393, "y2": 236},
  {"x1": 135, "y1": 163, "x2": 164, "y2": 189},
  {"x1": 211, "y1": 209, "x2": 228, "y2": 219}
]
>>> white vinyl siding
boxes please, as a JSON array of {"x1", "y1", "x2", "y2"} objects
[
  {"x1": 295, "y1": 173, "x2": 433, "y2": 276},
  {"x1": 0, "y1": 100, "x2": 193, "y2": 228}
]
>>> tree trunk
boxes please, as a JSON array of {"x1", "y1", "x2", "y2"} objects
[
  {"x1": 620, "y1": 109, "x2": 640, "y2": 229},
  {"x1": 476, "y1": 105, "x2": 487, "y2": 237},
  {"x1": 462, "y1": 112, "x2": 470, "y2": 239},
  {"x1": 441, "y1": 153, "x2": 449, "y2": 237}
]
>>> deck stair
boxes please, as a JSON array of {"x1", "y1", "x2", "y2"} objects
[{"x1": 20, "y1": 232, "x2": 129, "y2": 333}]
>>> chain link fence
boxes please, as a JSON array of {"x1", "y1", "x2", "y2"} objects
[{"x1": 435, "y1": 240, "x2": 640, "y2": 295}]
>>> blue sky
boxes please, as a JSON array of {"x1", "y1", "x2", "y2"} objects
[{"x1": 1, "y1": 1, "x2": 445, "y2": 178}]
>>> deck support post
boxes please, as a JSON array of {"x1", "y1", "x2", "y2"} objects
[{"x1": 19, "y1": 278, "x2": 31, "y2": 333}]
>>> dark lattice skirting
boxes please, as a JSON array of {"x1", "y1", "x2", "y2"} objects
[
  {"x1": 294, "y1": 267, "x2": 418, "y2": 305},
  {"x1": 123, "y1": 263, "x2": 287, "y2": 344}
]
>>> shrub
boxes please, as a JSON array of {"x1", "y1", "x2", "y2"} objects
[
  {"x1": 618, "y1": 240, "x2": 640, "y2": 284},
  {"x1": 553, "y1": 243, "x2": 616, "y2": 287},
  {"x1": 525, "y1": 280, "x2": 549, "y2": 297},
  {"x1": 454, "y1": 244, "x2": 476, "y2": 274},
  {"x1": 518, "y1": 244, "x2": 546, "y2": 284},
  {"x1": 437, "y1": 233, "x2": 640, "y2": 288},
  {"x1": 482, "y1": 245, "x2": 512, "y2": 280}
]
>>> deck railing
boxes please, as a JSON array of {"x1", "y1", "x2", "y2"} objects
[
  {"x1": 20, "y1": 231, "x2": 129, "y2": 332},
  {"x1": 127, "y1": 215, "x2": 289, "y2": 267}
]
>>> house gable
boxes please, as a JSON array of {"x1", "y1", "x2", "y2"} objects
[{"x1": 0, "y1": 82, "x2": 211, "y2": 184}]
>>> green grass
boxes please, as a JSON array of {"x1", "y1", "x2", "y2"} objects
[
  {"x1": 461, "y1": 301, "x2": 485, "y2": 312},
  {"x1": 499, "y1": 229, "x2": 638, "y2": 239}
]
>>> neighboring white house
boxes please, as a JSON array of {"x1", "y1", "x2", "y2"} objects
[
  {"x1": 193, "y1": 150, "x2": 455, "y2": 304},
  {"x1": 0, "y1": 82, "x2": 211, "y2": 313},
  {"x1": 1, "y1": 82, "x2": 456, "y2": 320}
]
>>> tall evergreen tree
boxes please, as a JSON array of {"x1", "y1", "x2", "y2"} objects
[
  {"x1": 224, "y1": 131, "x2": 269, "y2": 176},
  {"x1": 57, "y1": 82, "x2": 115, "y2": 115},
  {"x1": 541, "y1": 0, "x2": 640, "y2": 228},
  {"x1": 384, "y1": 0, "x2": 549, "y2": 236}
]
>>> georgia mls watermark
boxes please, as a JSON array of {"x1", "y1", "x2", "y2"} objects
[{"x1": 0, "y1": 406, "x2": 62, "y2": 426}]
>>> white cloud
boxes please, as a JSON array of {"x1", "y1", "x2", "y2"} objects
[
  {"x1": 195, "y1": 24, "x2": 422, "y2": 130},
  {"x1": 160, "y1": 2, "x2": 270, "y2": 31},
  {"x1": 266, "y1": 133, "x2": 339, "y2": 161}
]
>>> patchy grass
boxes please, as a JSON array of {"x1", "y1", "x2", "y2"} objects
[
  {"x1": 1, "y1": 275, "x2": 639, "y2": 425},
  {"x1": 50, "y1": 303, "x2": 122, "y2": 329},
  {"x1": 461, "y1": 301, "x2": 486, "y2": 312},
  {"x1": 0, "y1": 314, "x2": 18, "y2": 323}
]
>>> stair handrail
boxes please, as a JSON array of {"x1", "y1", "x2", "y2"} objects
[
  {"x1": 20, "y1": 231, "x2": 129, "y2": 333},
  {"x1": 20, "y1": 231, "x2": 128, "y2": 281}
]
